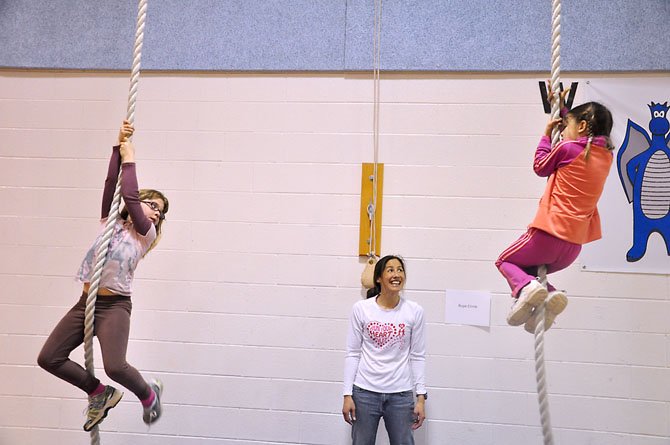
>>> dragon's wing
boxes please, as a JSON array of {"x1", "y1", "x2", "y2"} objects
[{"x1": 617, "y1": 119, "x2": 651, "y2": 203}]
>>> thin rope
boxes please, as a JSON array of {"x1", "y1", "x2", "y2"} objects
[
  {"x1": 368, "y1": 0, "x2": 382, "y2": 258},
  {"x1": 534, "y1": 265, "x2": 554, "y2": 445},
  {"x1": 83, "y1": 1, "x2": 148, "y2": 443}
]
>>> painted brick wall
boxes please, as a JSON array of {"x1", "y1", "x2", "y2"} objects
[{"x1": 0, "y1": 72, "x2": 668, "y2": 444}]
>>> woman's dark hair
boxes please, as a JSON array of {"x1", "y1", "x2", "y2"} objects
[{"x1": 366, "y1": 255, "x2": 406, "y2": 298}]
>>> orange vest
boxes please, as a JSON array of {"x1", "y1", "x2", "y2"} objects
[{"x1": 530, "y1": 143, "x2": 613, "y2": 244}]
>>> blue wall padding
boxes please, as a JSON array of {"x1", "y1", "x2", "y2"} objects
[
  {"x1": 345, "y1": 0, "x2": 548, "y2": 71},
  {"x1": 0, "y1": 0, "x2": 136, "y2": 70},
  {"x1": 1, "y1": 0, "x2": 669, "y2": 71},
  {"x1": 143, "y1": 0, "x2": 346, "y2": 71}
]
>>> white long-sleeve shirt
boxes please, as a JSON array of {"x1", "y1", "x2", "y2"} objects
[{"x1": 343, "y1": 296, "x2": 426, "y2": 396}]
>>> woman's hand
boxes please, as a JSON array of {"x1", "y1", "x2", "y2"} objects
[
  {"x1": 412, "y1": 396, "x2": 426, "y2": 430},
  {"x1": 120, "y1": 140, "x2": 136, "y2": 163},
  {"x1": 342, "y1": 395, "x2": 356, "y2": 425},
  {"x1": 118, "y1": 120, "x2": 134, "y2": 144}
]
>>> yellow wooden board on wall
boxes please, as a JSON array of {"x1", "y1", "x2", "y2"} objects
[{"x1": 359, "y1": 163, "x2": 384, "y2": 256}]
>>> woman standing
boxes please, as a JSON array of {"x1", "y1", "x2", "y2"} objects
[{"x1": 342, "y1": 255, "x2": 427, "y2": 445}]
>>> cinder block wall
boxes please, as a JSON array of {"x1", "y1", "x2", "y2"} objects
[{"x1": 0, "y1": 72, "x2": 667, "y2": 444}]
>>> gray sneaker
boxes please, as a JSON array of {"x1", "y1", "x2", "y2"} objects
[
  {"x1": 143, "y1": 379, "x2": 163, "y2": 425},
  {"x1": 506, "y1": 279, "x2": 548, "y2": 326},
  {"x1": 83, "y1": 385, "x2": 123, "y2": 431},
  {"x1": 524, "y1": 290, "x2": 568, "y2": 333}
]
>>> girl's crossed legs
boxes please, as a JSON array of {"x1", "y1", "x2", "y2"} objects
[
  {"x1": 496, "y1": 228, "x2": 581, "y2": 298},
  {"x1": 37, "y1": 293, "x2": 151, "y2": 400}
]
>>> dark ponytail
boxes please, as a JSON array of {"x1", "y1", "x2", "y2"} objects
[{"x1": 567, "y1": 101, "x2": 615, "y2": 157}]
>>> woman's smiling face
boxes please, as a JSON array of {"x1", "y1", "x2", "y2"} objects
[{"x1": 377, "y1": 258, "x2": 405, "y2": 294}]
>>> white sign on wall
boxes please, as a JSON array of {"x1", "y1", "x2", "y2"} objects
[
  {"x1": 581, "y1": 78, "x2": 670, "y2": 274},
  {"x1": 445, "y1": 289, "x2": 491, "y2": 327}
]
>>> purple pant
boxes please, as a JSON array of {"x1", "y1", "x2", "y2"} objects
[
  {"x1": 496, "y1": 228, "x2": 581, "y2": 297},
  {"x1": 37, "y1": 293, "x2": 151, "y2": 400}
]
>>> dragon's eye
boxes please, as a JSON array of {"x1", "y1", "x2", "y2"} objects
[{"x1": 654, "y1": 111, "x2": 662, "y2": 118}]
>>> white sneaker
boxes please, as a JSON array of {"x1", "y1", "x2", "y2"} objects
[
  {"x1": 506, "y1": 280, "x2": 548, "y2": 326},
  {"x1": 83, "y1": 385, "x2": 123, "y2": 432},
  {"x1": 524, "y1": 290, "x2": 568, "y2": 333},
  {"x1": 143, "y1": 379, "x2": 163, "y2": 425}
]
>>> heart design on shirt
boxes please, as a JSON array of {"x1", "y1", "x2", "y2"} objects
[{"x1": 367, "y1": 322, "x2": 406, "y2": 349}]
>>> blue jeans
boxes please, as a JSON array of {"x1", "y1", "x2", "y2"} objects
[{"x1": 351, "y1": 386, "x2": 415, "y2": 445}]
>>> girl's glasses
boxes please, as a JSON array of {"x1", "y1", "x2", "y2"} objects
[{"x1": 141, "y1": 201, "x2": 165, "y2": 221}]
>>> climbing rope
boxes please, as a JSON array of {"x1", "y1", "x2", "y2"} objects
[
  {"x1": 83, "y1": 1, "x2": 148, "y2": 443},
  {"x1": 531, "y1": 3, "x2": 562, "y2": 443},
  {"x1": 534, "y1": 265, "x2": 554, "y2": 445},
  {"x1": 549, "y1": 0, "x2": 562, "y2": 146}
]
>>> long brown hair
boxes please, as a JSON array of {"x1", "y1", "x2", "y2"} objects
[{"x1": 120, "y1": 188, "x2": 169, "y2": 254}]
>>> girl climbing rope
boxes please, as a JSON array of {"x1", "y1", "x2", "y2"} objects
[
  {"x1": 496, "y1": 89, "x2": 615, "y2": 333},
  {"x1": 38, "y1": 120, "x2": 168, "y2": 431}
]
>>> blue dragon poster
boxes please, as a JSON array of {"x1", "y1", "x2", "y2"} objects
[{"x1": 580, "y1": 77, "x2": 670, "y2": 273}]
